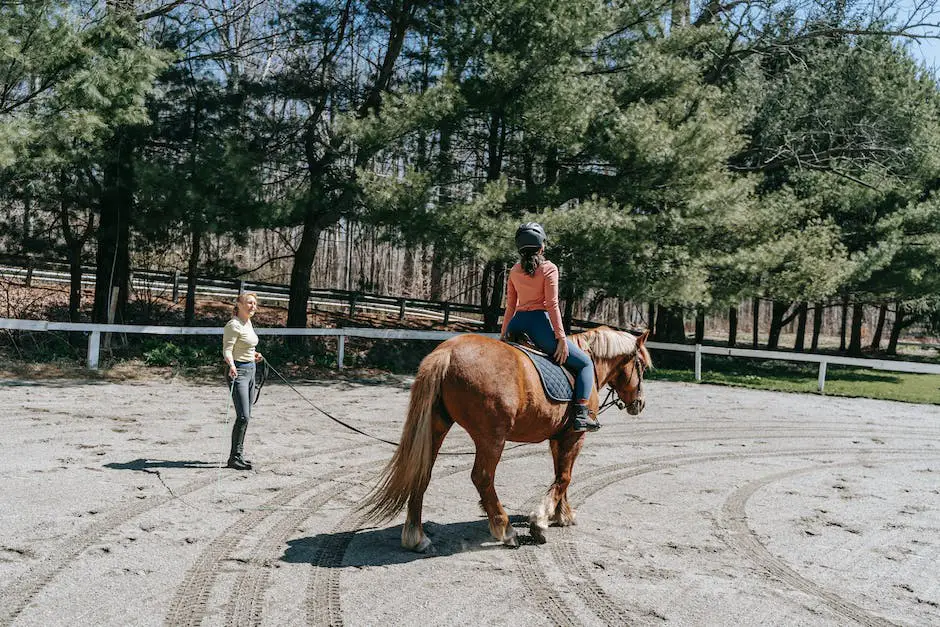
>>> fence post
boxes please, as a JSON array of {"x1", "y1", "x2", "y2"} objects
[
  {"x1": 337, "y1": 334, "x2": 345, "y2": 369},
  {"x1": 238, "y1": 280, "x2": 246, "y2": 295},
  {"x1": 399, "y1": 298, "x2": 406, "y2": 320},
  {"x1": 694, "y1": 344, "x2": 702, "y2": 381},
  {"x1": 25, "y1": 256, "x2": 34, "y2": 287},
  {"x1": 172, "y1": 270, "x2": 180, "y2": 302},
  {"x1": 818, "y1": 360, "x2": 827, "y2": 392},
  {"x1": 349, "y1": 293, "x2": 357, "y2": 316},
  {"x1": 87, "y1": 331, "x2": 101, "y2": 369},
  {"x1": 443, "y1": 302, "x2": 451, "y2": 326}
]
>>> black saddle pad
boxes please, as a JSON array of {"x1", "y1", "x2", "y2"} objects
[{"x1": 508, "y1": 342, "x2": 573, "y2": 402}]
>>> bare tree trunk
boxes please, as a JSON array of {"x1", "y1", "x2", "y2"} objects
[
  {"x1": 847, "y1": 301, "x2": 865, "y2": 355},
  {"x1": 694, "y1": 309, "x2": 705, "y2": 344},
  {"x1": 839, "y1": 295, "x2": 849, "y2": 352},
  {"x1": 655, "y1": 306, "x2": 686, "y2": 343},
  {"x1": 481, "y1": 260, "x2": 505, "y2": 332},
  {"x1": 728, "y1": 306, "x2": 738, "y2": 348},
  {"x1": 402, "y1": 245, "x2": 415, "y2": 296},
  {"x1": 870, "y1": 302, "x2": 888, "y2": 352},
  {"x1": 752, "y1": 297, "x2": 760, "y2": 348},
  {"x1": 811, "y1": 302, "x2": 823, "y2": 351},
  {"x1": 767, "y1": 301, "x2": 789, "y2": 350},
  {"x1": 22, "y1": 190, "x2": 31, "y2": 253},
  {"x1": 562, "y1": 279, "x2": 575, "y2": 334},
  {"x1": 886, "y1": 301, "x2": 905, "y2": 355},
  {"x1": 93, "y1": 130, "x2": 134, "y2": 324},
  {"x1": 287, "y1": 208, "x2": 321, "y2": 328},
  {"x1": 429, "y1": 246, "x2": 446, "y2": 301},
  {"x1": 793, "y1": 302, "x2": 808, "y2": 352},
  {"x1": 184, "y1": 224, "x2": 202, "y2": 326}
]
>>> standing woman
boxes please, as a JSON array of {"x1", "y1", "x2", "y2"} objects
[
  {"x1": 222, "y1": 292, "x2": 264, "y2": 470},
  {"x1": 500, "y1": 223, "x2": 599, "y2": 432}
]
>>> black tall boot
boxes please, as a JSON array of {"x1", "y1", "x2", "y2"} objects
[
  {"x1": 570, "y1": 404, "x2": 600, "y2": 433},
  {"x1": 227, "y1": 418, "x2": 252, "y2": 470}
]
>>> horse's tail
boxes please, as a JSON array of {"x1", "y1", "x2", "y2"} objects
[{"x1": 358, "y1": 346, "x2": 451, "y2": 523}]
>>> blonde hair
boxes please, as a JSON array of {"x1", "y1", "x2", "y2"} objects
[{"x1": 233, "y1": 292, "x2": 258, "y2": 316}]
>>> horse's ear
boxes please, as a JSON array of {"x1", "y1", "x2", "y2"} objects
[{"x1": 638, "y1": 329, "x2": 650, "y2": 345}]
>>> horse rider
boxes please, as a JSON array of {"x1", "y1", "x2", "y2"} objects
[{"x1": 500, "y1": 222, "x2": 600, "y2": 432}]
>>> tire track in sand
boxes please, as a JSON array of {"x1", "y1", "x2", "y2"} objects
[
  {"x1": 523, "y1": 446, "x2": 938, "y2": 626},
  {"x1": 165, "y1": 454, "x2": 386, "y2": 627}
]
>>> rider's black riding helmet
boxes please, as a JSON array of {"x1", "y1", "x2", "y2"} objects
[{"x1": 515, "y1": 222, "x2": 547, "y2": 251}]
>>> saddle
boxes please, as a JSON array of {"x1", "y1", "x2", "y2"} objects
[{"x1": 506, "y1": 339, "x2": 574, "y2": 402}]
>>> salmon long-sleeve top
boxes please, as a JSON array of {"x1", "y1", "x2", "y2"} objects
[{"x1": 500, "y1": 260, "x2": 566, "y2": 339}]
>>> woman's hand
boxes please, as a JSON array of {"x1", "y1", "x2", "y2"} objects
[
  {"x1": 553, "y1": 339, "x2": 569, "y2": 364},
  {"x1": 254, "y1": 352, "x2": 263, "y2": 363},
  {"x1": 228, "y1": 363, "x2": 238, "y2": 379}
]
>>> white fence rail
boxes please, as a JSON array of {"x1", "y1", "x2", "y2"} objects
[{"x1": 2, "y1": 319, "x2": 939, "y2": 391}]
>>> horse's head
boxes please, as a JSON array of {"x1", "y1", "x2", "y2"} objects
[{"x1": 608, "y1": 329, "x2": 650, "y2": 416}]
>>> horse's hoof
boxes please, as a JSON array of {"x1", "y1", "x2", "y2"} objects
[
  {"x1": 502, "y1": 526, "x2": 519, "y2": 548},
  {"x1": 411, "y1": 536, "x2": 434, "y2": 553},
  {"x1": 530, "y1": 524, "x2": 547, "y2": 544}
]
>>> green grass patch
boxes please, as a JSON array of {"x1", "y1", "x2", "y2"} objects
[{"x1": 647, "y1": 355, "x2": 940, "y2": 405}]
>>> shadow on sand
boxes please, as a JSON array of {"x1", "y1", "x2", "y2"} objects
[
  {"x1": 104, "y1": 458, "x2": 218, "y2": 471},
  {"x1": 282, "y1": 515, "x2": 540, "y2": 567}
]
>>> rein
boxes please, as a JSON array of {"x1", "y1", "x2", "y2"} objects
[{"x1": 597, "y1": 387, "x2": 625, "y2": 414}]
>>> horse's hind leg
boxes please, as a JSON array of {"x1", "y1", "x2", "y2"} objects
[
  {"x1": 530, "y1": 433, "x2": 584, "y2": 543},
  {"x1": 402, "y1": 411, "x2": 451, "y2": 553},
  {"x1": 471, "y1": 440, "x2": 517, "y2": 547}
]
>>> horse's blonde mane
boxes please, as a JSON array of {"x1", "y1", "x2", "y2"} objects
[
  {"x1": 574, "y1": 326, "x2": 653, "y2": 366},
  {"x1": 573, "y1": 327, "x2": 635, "y2": 358}
]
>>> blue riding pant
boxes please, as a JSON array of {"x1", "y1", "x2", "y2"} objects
[{"x1": 506, "y1": 310, "x2": 594, "y2": 403}]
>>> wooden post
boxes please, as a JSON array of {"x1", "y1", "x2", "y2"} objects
[
  {"x1": 25, "y1": 256, "x2": 34, "y2": 287},
  {"x1": 349, "y1": 293, "x2": 357, "y2": 316},
  {"x1": 238, "y1": 280, "x2": 246, "y2": 295},
  {"x1": 694, "y1": 344, "x2": 702, "y2": 381},
  {"x1": 172, "y1": 270, "x2": 180, "y2": 302},
  {"x1": 443, "y1": 302, "x2": 451, "y2": 326},
  {"x1": 337, "y1": 335, "x2": 345, "y2": 369},
  {"x1": 87, "y1": 331, "x2": 101, "y2": 369},
  {"x1": 399, "y1": 298, "x2": 406, "y2": 320},
  {"x1": 817, "y1": 361, "x2": 827, "y2": 392}
]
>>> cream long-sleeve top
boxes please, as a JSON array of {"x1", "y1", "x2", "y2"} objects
[
  {"x1": 222, "y1": 317, "x2": 258, "y2": 364},
  {"x1": 500, "y1": 260, "x2": 566, "y2": 339}
]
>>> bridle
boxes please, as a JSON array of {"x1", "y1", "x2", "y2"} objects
[{"x1": 597, "y1": 352, "x2": 646, "y2": 415}]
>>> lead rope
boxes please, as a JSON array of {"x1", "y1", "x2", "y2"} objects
[{"x1": 264, "y1": 361, "x2": 530, "y2": 455}]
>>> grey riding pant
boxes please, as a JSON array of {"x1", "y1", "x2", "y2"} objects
[{"x1": 231, "y1": 361, "x2": 255, "y2": 421}]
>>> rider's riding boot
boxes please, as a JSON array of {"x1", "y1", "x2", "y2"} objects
[
  {"x1": 227, "y1": 418, "x2": 253, "y2": 470},
  {"x1": 570, "y1": 403, "x2": 600, "y2": 433}
]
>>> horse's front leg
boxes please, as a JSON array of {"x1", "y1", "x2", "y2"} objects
[
  {"x1": 530, "y1": 431, "x2": 584, "y2": 543},
  {"x1": 470, "y1": 439, "x2": 516, "y2": 547}
]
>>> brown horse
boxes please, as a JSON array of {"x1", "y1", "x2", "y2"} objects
[{"x1": 358, "y1": 326, "x2": 651, "y2": 552}]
